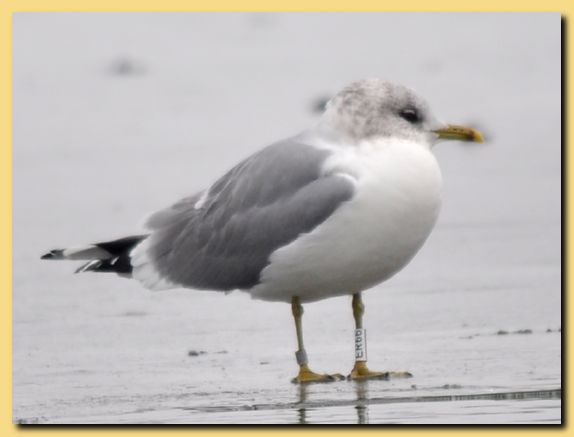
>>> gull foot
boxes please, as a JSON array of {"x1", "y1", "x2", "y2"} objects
[
  {"x1": 291, "y1": 365, "x2": 345, "y2": 384},
  {"x1": 347, "y1": 362, "x2": 413, "y2": 381}
]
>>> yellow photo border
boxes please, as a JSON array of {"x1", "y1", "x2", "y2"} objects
[{"x1": 1, "y1": 0, "x2": 567, "y2": 432}]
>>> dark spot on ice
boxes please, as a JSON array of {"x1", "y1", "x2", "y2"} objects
[
  {"x1": 109, "y1": 57, "x2": 147, "y2": 77},
  {"x1": 259, "y1": 361, "x2": 269, "y2": 365},
  {"x1": 187, "y1": 350, "x2": 207, "y2": 357},
  {"x1": 495, "y1": 329, "x2": 532, "y2": 336},
  {"x1": 311, "y1": 95, "x2": 331, "y2": 114},
  {"x1": 216, "y1": 350, "x2": 228, "y2": 354},
  {"x1": 441, "y1": 384, "x2": 462, "y2": 389},
  {"x1": 16, "y1": 417, "x2": 41, "y2": 425}
]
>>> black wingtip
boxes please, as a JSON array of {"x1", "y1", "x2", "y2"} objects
[{"x1": 41, "y1": 250, "x2": 63, "y2": 260}]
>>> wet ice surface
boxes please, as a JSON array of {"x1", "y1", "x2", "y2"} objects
[{"x1": 12, "y1": 13, "x2": 561, "y2": 424}]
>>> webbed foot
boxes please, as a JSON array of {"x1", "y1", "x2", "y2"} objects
[
  {"x1": 347, "y1": 361, "x2": 412, "y2": 380},
  {"x1": 291, "y1": 364, "x2": 345, "y2": 384}
]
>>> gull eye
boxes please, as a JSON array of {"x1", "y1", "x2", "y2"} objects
[{"x1": 399, "y1": 108, "x2": 421, "y2": 124}]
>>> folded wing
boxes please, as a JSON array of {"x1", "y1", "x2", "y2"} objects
[{"x1": 131, "y1": 138, "x2": 356, "y2": 291}]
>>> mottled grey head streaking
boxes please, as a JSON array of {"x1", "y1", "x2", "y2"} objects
[{"x1": 319, "y1": 78, "x2": 441, "y2": 144}]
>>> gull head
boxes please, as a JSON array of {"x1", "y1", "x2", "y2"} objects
[{"x1": 319, "y1": 78, "x2": 483, "y2": 146}]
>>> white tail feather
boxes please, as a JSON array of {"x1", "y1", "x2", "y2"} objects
[{"x1": 41, "y1": 245, "x2": 112, "y2": 261}]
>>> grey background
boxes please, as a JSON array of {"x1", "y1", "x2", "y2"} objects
[{"x1": 13, "y1": 13, "x2": 561, "y2": 424}]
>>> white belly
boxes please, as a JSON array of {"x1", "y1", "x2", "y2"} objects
[{"x1": 249, "y1": 139, "x2": 442, "y2": 303}]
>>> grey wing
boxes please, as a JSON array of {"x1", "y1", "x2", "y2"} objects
[{"x1": 133, "y1": 138, "x2": 355, "y2": 291}]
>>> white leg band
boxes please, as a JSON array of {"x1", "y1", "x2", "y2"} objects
[{"x1": 355, "y1": 328, "x2": 367, "y2": 362}]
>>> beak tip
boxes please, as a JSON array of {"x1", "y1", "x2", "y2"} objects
[{"x1": 473, "y1": 132, "x2": 485, "y2": 143}]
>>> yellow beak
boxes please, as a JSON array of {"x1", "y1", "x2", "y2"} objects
[{"x1": 433, "y1": 124, "x2": 484, "y2": 143}]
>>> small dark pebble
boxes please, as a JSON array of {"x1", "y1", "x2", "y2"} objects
[
  {"x1": 259, "y1": 361, "x2": 269, "y2": 365},
  {"x1": 441, "y1": 384, "x2": 462, "y2": 389},
  {"x1": 496, "y1": 329, "x2": 532, "y2": 336},
  {"x1": 187, "y1": 350, "x2": 207, "y2": 357},
  {"x1": 513, "y1": 329, "x2": 532, "y2": 335},
  {"x1": 16, "y1": 417, "x2": 40, "y2": 424},
  {"x1": 411, "y1": 384, "x2": 417, "y2": 389}
]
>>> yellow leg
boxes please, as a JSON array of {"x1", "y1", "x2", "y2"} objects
[
  {"x1": 348, "y1": 293, "x2": 412, "y2": 381},
  {"x1": 291, "y1": 296, "x2": 344, "y2": 384}
]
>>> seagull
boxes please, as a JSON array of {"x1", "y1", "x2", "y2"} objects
[{"x1": 42, "y1": 79, "x2": 483, "y2": 383}]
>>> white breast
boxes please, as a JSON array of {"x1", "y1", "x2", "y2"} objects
[{"x1": 249, "y1": 139, "x2": 443, "y2": 303}]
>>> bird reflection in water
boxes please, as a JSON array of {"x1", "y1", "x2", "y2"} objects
[{"x1": 296, "y1": 381, "x2": 371, "y2": 424}]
